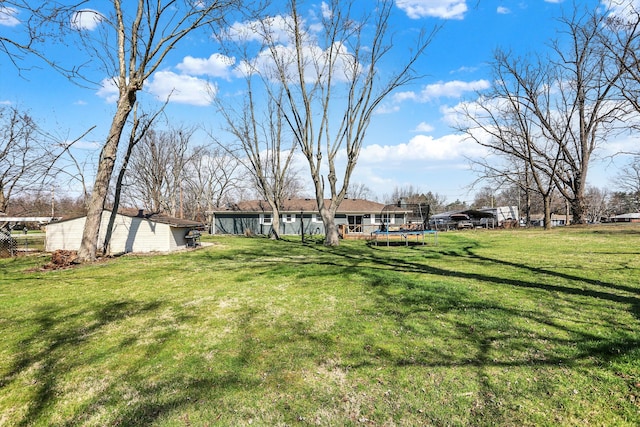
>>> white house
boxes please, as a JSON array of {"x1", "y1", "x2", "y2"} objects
[{"x1": 46, "y1": 210, "x2": 203, "y2": 254}]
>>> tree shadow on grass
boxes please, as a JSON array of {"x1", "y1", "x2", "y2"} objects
[
  {"x1": 327, "y1": 244, "x2": 640, "y2": 423},
  {"x1": 301, "y1": 239, "x2": 640, "y2": 320},
  {"x1": 44, "y1": 239, "x2": 634, "y2": 425},
  {"x1": 3, "y1": 293, "x2": 276, "y2": 426},
  {"x1": 1, "y1": 299, "x2": 171, "y2": 426}
]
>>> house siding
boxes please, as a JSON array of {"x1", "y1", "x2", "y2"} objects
[
  {"x1": 212, "y1": 211, "x2": 399, "y2": 236},
  {"x1": 214, "y1": 214, "x2": 261, "y2": 235}
]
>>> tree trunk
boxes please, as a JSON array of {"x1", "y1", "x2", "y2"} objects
[
  {"x1": 103, "y1": 126, "x2": 138, "y2": 256},
  {"x1": 320, "y1": 205, "x2": 339, "y2": 246},
  {"x1": 571, "y1": 196, "x2": 586, "y2": 225},
  {"x1": 0, "y1": 185, "x2": 6, "y2": 213},
  {"x1": 77, "y1": 92, "x2": 135, "y2": 262},
  {"x1": 524, "y1": 187, "x2": 532, "y2": 227},
  {"x1": 270, "y1": 205, "x2": 281, "y2": 240},
  {"x1": 543, "y1": 195, "x2": 552, "y2": 230}
]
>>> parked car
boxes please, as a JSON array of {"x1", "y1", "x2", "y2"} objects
[{"x1": 457, "y1": 220, "x2": 474, "y2": 229}]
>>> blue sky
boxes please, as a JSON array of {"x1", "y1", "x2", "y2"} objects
[{"x1": 1, "y1": 0, "x2": 637, "y2": 204}]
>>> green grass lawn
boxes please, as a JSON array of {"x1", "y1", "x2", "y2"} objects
[{"x1": 1, "y1": 225, "x2": 639, "y2": 426}]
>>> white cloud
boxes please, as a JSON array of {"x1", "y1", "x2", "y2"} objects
[
  {"x1": 176, "y1": 53, "x2": 236, "y2": 78},
  {"x1": 96, "y1": 78, "x2": 119, "y2": 103},
  {"x1": 320, "y1": 2, "x2": 333, "y2": 19},
  {"x1": 396, "y1": 0, "x2": 468, "y2": 20},
  {"x1": 440, "y1": 99, "x2": 489, "y2": 127},
  {"x1": 413, "y1": 122, "x2": 435, "y2": 132},
  {"x1": 0, "y1": 7, "x2": 19, "y2": 27},
  {"x1": 420, "y1": 80, "x2": 490, "y2": 100},
  {"x1": 244, "y1": 41, "x2": 360, "y2": 84},
  {"x1": 393, "y1": 91, "x2": 419, "y2": 103},
  {"x1": 394, "y1": 80, "x2": 490, "y2": 103},
  {"x1": 0, "y1": 100, "x2": 12, "y2": 105},
  {"x1": 360, "y1": 133, "x2": 487, "y2": 163},
  {"x1": 374, "y1": 104, "x2": 400, "y2": 114},
  {"x1": 450, "y1": 65, "x2": 479, "y2": 74},
  {"x1": 69, "y1": 139, "x2": 101, "y2": 150},
  {"x1": 224, "y1": 15, "x2": 294, "y2": 44},
  {"x1": 146, "y1": 71, "x2": 215, "y2": 106},
  {"x1": 598, "y1": 132, "x2": 640, "y2": 157},
  {"x1": 223, "y1": 12, "x2": 362, "y2": 85},
  {"x1": 602, "y1": 0, "x2": 640, "y2": 20},
  {"x1": 497, "y1": 6, "x2": 511, "y2": 14},
  {"x1": 71, "y1": 9, "x2": 103, "y2": 30}
]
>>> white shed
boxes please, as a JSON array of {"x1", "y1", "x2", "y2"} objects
[{"x1": 45, "y1": 210, "x2": 203, "y2": 254}]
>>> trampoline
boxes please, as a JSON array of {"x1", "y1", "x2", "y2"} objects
[
  {"x1": 371, "y1": 228, "x2": 438, "y2": 246},
  {"x1": 372, "y1": 201, "x2": 437, "y2": 246}
]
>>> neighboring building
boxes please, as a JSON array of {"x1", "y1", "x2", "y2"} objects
[
  {"x1": 0, "y1": 216, "x2": 60, "y2": 229},
  {"x1": 46, "y1": 210, "x2": 203, "y2": 254},
  {"x1": 208, "y1": 198, "x2": 413, "y2": 237},
  {"x1": 430, "y1": 206, "x2": 519, "y2": 230},
  {"x1": 529, "y1": 214, "x2": 568, "y2": 227},
  {"x1": 610, "y1": 212, "x2": 640, "y2": 223},
  {"x1": 481, "y1": 206, "x2": 519, "y2": 224}
]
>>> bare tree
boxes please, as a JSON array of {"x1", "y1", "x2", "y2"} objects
[
  {"x1": 540, "y1": 7, "x2": 629, "y2": 224},
  {"x1": 455, "y1": 50, "x2": 564, "y2": 230},
  {"x1": 384, "y1": 186, "x2": 446, "y2": 212},
  {"x1": 584, "y1": 186, "x2": 609, "y2": 223},
  {"x1": 243, "y1": 0, "x2": 437, "y2": 245},
  {"x1": 0, "y1": 106, "x2": 57, "y2": 212},
  {"x1": 346, "y1": 182, "x2": 374, "y2": 200},
  {"x1": 182, "y1": 145, "x2": 245, "y2": 221},
  {"x1": 122, "y1": 126, "x2": 193, "y2": 216},
  {"x1": 608, "y1": 190, "x2": 639, "y2": 214},
  {"x1": 103, "y1": 103, "x2": 166, "y2": 255},
  {"x1": 472, "y1": 186, "x2": 497, "y2": 209},
  {"x1": 469, "y1": 157, "x2": 536, "y2": 225},
  {"x1": 60, "y1": 0, "x2": 239, "y2": 262},
  {"x1": 215, "y1": 80, "x2": 300, "y2": 239},
  {"x1": 613, "y1": 155, "x2": 640, "y2": 198},
  {"x1": 0, "y1": 1, "x2": 87, "y2": 73},
  {"x1": 604, "y1": 3, "x2": 640, "y2": 139},
  {"x1": 460, "y1": 4, "x2": 630, "y2": 226}
]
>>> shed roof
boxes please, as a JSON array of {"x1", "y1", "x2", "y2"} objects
[{"x1": 51, "y1": 209, "x2": 203, "y2": 228}]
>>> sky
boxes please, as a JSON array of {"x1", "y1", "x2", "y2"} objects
[{"x1": 1, "y1": 0, "x2": 639, "y2": 205}]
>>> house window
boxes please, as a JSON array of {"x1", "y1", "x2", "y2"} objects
[
  {"x1": 312, "y1": 214, "x2": 322, "y2": 223},
  {"x1": 282, "y1": 213, "x2": 295, "y2": 223},
  {"x1": 373, "y1": 213, "x2": 394, "y2": 225},
  {"x1": 260, "y1": 214, "x2": 272, "y2": 225}
]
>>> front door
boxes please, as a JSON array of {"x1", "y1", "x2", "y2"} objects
[{"x1": 347, "y1": 215, "x2": 363, "y2": 233}]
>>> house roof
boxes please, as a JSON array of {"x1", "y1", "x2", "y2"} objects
[
  {"x1": 611, "y1": 212, "x2": 640, "y2": 219},
  {"x1": 50, "y1": 209, "x2": 203, "y2": 228},
  {"x1": 212, "y1": 198, "x2": 406, "y2": 214}
]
